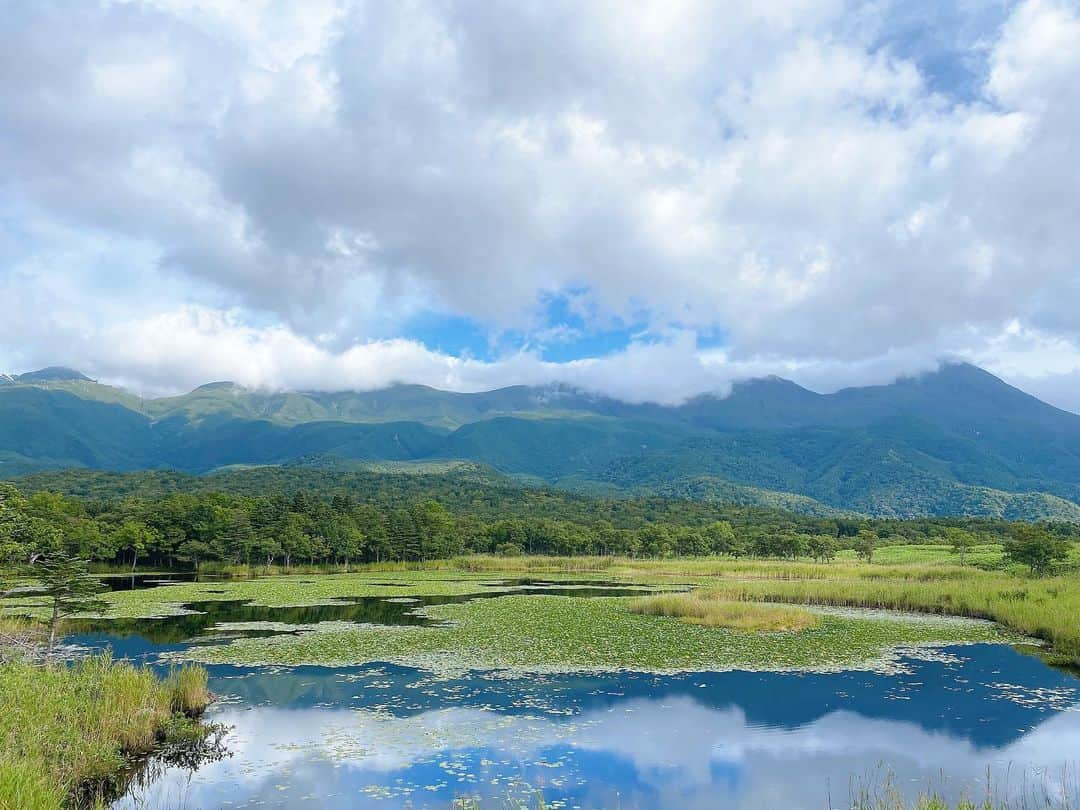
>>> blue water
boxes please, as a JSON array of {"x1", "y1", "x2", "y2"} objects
[{"x1": 67, "y1": 585, "x2": 1080, "y2": 809}]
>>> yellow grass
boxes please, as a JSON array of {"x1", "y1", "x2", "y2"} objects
[{"x1": 628, "y1": 591, "x2": 821, "y2": 632}]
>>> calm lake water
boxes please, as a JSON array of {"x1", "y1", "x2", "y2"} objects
[{"x1": 66, "y1": 579, "x2": 1080, "y2": 810}]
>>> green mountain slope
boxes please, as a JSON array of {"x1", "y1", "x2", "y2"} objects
[{"x1": 4, "y1": 362, "x2": 1080, "y2": 518}]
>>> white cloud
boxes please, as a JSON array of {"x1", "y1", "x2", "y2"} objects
[
  {"x1": 2, "y1": 0, "x2": 1080, "y2": 405},
  {"x1": 117, "y1": 690, "x2": 1080, "y2": 810}
]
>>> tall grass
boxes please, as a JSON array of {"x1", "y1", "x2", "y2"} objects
[
  {"x1": 165, "y1": 663, "x2": 210, "y2": 716},
  {"x1": 0, "y1": 615, "x2": 46, "y2": 663},
  {"x1": 698, "y1": 571, "x2": 1080, "y2": 662},
  {"x1": 628, "y1": 591, "x2": 821, "y2": 631},
  {"x1": 422, "y1": 554, "x2": 1080, "y2": 662},
  {"x1": 848, "y1": 765, "x2": 1077, "y2": 810},
  {"x1": 0, "y1": 653, "x2": 211, "y2": 810}
]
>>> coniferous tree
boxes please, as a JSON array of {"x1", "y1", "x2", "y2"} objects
[{"x1": 33, "y1": 552, "x2": 107, "y2": 653}]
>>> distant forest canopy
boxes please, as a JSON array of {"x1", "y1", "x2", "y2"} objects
[{"x1": 2, "y1": 467, "x2": 1077, "y2": 570}]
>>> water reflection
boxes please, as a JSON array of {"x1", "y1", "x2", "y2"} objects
[{"x1": 110, "y1": 645, "x2": 1079, "y2": 809}]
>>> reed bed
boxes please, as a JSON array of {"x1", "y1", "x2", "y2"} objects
[
  {"x1": 628, "y1": 591, "x2": 821, "y2": 631},
  {"x1": 698, "y1": 573, "x2": 1080, "y2": 661},
  {"x1": 0, "y1": 653, "x2": 211, "y2": 810}
]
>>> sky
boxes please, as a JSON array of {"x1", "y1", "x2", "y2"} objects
[{"x1": 2, "y1": 0, "x2": 1080, "y2": 408}]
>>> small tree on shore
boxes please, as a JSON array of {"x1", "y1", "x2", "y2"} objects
[{"x1": 33, "y1": 553, "x2": 107, "y2": 654}]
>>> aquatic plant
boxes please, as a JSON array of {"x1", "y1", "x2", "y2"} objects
[{"x1": 171, "y1": 592, "x2": 1010, "y2": 674}]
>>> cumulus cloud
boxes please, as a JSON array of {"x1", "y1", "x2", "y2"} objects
[{"x1": 2, "y1": 0, "x2": 1080, "y2": 406}]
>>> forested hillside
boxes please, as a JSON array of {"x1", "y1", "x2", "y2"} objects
[{"x1": 5, "y1": 363, "x2": 1080, "y2": 518}]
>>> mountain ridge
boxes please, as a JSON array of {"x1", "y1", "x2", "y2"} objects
[{"x1": 4, "y1": 362, "x2": 1080, "y2": 520}]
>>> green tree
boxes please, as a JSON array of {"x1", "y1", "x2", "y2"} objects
[
  {"x1": 176, "y1": 538, "x2": 213, "y2": 570},
  {"x1": 706, "y1": 521, "x2": 737, "y2": 555},
  {"x1": 411, "y1": 501, "x2": 456, "y2": 559},
  {"x1": 639, "y1": 525, "x2": 674, "y2": 558},
  {"x1": 387, "y1": 509, "x2": 422, "y2": 561},
  {"x1": 807, "y1": 535, "x2": 838, "y2": 563},
  {"x1": 944, "y1": 527, "x2": 977, "y2": 565},
  {"x1": 337, "y1": 523, "x2": 366, "y2": 571},
  {"x1": 109, "y1": 521, "x2": 161, "y2": 571},
  {"x1": 674, "y1": 527, "x2": 709, "y2": 556},
  {"x1": 279, "y1": 513, "x2": 311, "y2": 569},
  {"x1": 1005, "y1": 524, "x2": 1070, "y2": 575},
  {"x1": 854, "y1": 530, "x2": 877, "y2": 563},
  {"x1": 33, "y1": 553, "x2": 108, "y2": 653},
  {"x1": 222, "y1": 510, "x2": 255, "y2": 565},
  {"x1": 777, "y1": 532, "x2": 809, "y2": 560},
  {"x1": 0, "y1": 483, "x2": 27, "y2": 563}
]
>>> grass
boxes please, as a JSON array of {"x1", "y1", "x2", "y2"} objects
[
  {"x1": 628, "y1": 591, "x2": 821, "y2": 631},
  {"x1": 0, "y1": 615, "x2": 45, "y2": 663},
  {"x1": 165, "y1": 663, "x2": 210, "y2": 716},
  {"x1": 171, "y1": 592, "x2": 1010, "y2": 675},
  {"x1": 425, "y1": 553, "x2": 1080, "y2": 664},
  {"x1": 455, "y1": 769, "x2": 1078, "y2": 810},
  {"x1": 0, "y1": 653, "x2": 211, "y2": 810},
  {"x1": 839, "y1": 543, "x2": 1008, "y2": 567},
  {"x1": 691, "y1": 571, "x2": 1080, "y2": 664},
  {"x1": 847, "y1": 765, "x2": 1078, "y2": 810}
]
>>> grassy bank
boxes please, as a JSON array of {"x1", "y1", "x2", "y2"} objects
[
  {"x1": 0, "y1": 654, "x2": 211, "y2": 810},
  {"x1": 693, "y1": 573, "x2": 1080, "y2": 663}
]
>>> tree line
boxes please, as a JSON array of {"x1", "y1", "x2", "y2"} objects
[{"x1": 0, "y1": 478, "x2": 1075, "y2": 572}]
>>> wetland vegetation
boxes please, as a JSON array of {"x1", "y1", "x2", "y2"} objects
[
  {"x1": 628, "y1": 591, "x2": 822, "y2": 631},
  {"x1": 0, "y1": 653, "x2": 212, "y2": 810},
  {"x1": 2, "y1": 554, "x2": 1078, "y2": 808},
  {"x1": 2, "y1": 470, "x2": 1079, "y2": 808}
]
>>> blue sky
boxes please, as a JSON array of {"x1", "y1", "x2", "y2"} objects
[{"x1": 2, "y1": 0, "x2": 1080, "y2": 409}]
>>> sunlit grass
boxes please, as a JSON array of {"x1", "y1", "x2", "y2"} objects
[
  {"x1": 165, "y1": 663, "x2": 210, "y2": 716},
  {"x1": 0, "y1": 653, "x2": 211, "y2": 810},
  {"x1": 628, "y1": 592, "x2": 821, "y2": 631},
  {"x1": 696, "y1": 573, "x2": 1080, "y2": 662}
]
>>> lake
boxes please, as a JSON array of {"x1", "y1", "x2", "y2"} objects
[{"x1": 66, "y1": 577, "x2": 1080, "y2": 809}]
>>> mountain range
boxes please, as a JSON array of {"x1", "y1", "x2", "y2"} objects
[{"x1": 4, "y1": 363, "x2": 1080, "y2": 520}]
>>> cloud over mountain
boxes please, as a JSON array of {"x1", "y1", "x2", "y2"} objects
[{"x1": 2, "y1": 0, "x2": 1080, "y2": 407}]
